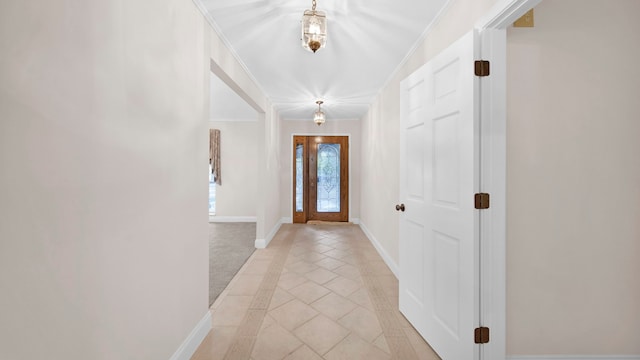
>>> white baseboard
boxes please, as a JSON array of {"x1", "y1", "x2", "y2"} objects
[
  {"x1": 358, "y1": 222, "x2": 399, "y2": 278},
  {"x1": 281, "y1": 217, "x2": 292, "y2": 224},
  {"x1": 169, "y1": 311, "x2": 211, "y2": 360},
  {"x1": 255, "y1": 217, "x2": 286, "y2": 249},
  {"x1": 350, "y1": 218, "x2": 360, "y2": 225},
  {"x1": 209, "y1": 216, "x2": 257, "y2": 223},
  {"x1": 508, "y1": 356, "x2": 640, "y2": 360}
]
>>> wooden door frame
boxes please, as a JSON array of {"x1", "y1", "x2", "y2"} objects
[
  {"x1": 473, "y1": 1, "x2": 542, "y2": 359},
  {"x1": 290, "y1": 133, "x2": 353, "y2": 223}
]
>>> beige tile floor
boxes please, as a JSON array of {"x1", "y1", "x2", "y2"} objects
[{"x1": 191, "y1": 224, "x2": 440, "y2": 360}]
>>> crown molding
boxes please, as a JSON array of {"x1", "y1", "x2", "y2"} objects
[
  {"x1": 190, "y1": 0, "x2": 271, "y2": 105},
  {"x1": 372, "y1": 0, "x2": 455, "y2": 108}
]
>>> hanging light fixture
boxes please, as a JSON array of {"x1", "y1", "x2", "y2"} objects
[
  {"x1": 313, "y1": 100, "x2": 325, "y2": 126},
  {"x1": 301, "y1": 0, "x2": 327, "y2": 53}
]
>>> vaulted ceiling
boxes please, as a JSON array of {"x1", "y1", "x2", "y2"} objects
[{"x1": 201, "y1": 0, "x2": 449, "y2": 121}]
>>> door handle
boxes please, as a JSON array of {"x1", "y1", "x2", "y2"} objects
[{"x1": 395, "y1": 204, "x2": 405, "y2": 212}]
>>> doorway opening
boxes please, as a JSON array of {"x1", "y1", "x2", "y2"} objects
[
  {"x1": 293, "y1": 135, "x2": 349, "y2": 223},
  {"x1": 208, "y1": 70, "x2": 259, "y2": 305}
]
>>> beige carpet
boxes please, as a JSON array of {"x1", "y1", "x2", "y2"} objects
[{"x1": 209, "y1": 222, "x2": 256, "y2": 306}]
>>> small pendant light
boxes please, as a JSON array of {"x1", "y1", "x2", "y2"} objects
[{"x1": 313, "y1": 101, "x2": 325, "y2": 126}]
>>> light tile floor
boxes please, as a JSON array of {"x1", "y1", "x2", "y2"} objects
[{"x1": 191, "y1": 224, "x2": 440, "y2": 360}]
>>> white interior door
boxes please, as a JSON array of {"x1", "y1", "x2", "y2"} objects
[{"x1": 399, "y1": 30, "x2": 480, "y2": 360}]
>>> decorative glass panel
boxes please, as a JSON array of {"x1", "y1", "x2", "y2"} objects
[
  {"x1": 317, "y1": 143, "x2": 340, "y2": 212},
  {"x1": 295, "y1": 144, "x2": 304, "y2": 212}
]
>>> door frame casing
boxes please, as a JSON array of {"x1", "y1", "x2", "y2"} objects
[
  {"x1": 474, "y1": 0, "x2": 542, "y2": 359},
  {"x1": 289, "y1": 133, "x2": 354, "y2": 223}
]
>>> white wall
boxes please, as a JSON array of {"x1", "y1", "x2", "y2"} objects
[
  {"x1": 209, "y1": 73, "x2": 258, "y2": 122},
  {"x1": 279, "y1": 120, "x2": 361, "y2": 222},
  {"x1": 209, "y1": 120, "x2": 258, "y2": 218},
  {"x1": 257, "y1": 106, "x2": 282, "y2": 245},
  {"x1": 0, "y1": 0, "x2": 210, "y2": 358},
  {"x1": 506, "y1": 0, "x2": 640, "y2": 355}
]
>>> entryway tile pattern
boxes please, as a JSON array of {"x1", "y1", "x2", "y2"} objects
[{"x1": 191, "y1": 224, "x2": 440, "y2": 360}]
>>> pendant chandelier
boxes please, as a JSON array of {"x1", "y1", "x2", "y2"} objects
[
  {"x1": 313, "y1": 101, "x2": 325, "y2": 126},
  {"x1": 301, "y1": 0, "x2": 327, "y2": 53}
]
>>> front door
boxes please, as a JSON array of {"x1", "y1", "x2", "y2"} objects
[
  {"x1": 293, "y1": 136, "x2": 349, "y2": 223},
  {"x1": 399, "y1": 30, "x2": 480, "y2": 360}
]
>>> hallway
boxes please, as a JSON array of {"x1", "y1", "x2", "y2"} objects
[{"x1": 192, "y1": 224, "x2": 440, "y2": 360}]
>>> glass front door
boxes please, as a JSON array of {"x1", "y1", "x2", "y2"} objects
[
  {"x1": 293, "y1": 136, "x2": 349, "y2": 223},
  {"x1": 316, "y1": 143, "x2": 341, "y2": 212}
]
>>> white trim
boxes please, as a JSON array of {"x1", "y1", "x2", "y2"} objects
[
  {"x1": 349, "y1": 218, "x2": 360, "y2": 225},
  {"x1": 209, "y1": 216, "x2": 257, "y2": 223},
  {"x1": 473, "y1": 1, "x2": 542, "y2": 359},
  {"x1": 476, "y1": 27, "x2": 507, "y2": 360},
  {"x1": 476, "y1": 0, "x2": 542, "y2": 30},
  {"x1": 281, "y1": 217, "x2": 293, "y2": 224},
  {"x1": 255, "y1": 217, "x2": 285, "y2": 249},
  {"x1": 375, "y1": 0, "x2": 455, "y2": 102},
  {"x1": 190, "y1": 0, "x2": 270, "y2": 108},
  {"x1": 359, "y1": 222, "x2": 399, "y2": 278},
  {"x1": 168, "y1": 311, "x2": 211, "y2": 360},
  {"x1": 507, "y1": 356, "x2": 640, "y2": 360}
]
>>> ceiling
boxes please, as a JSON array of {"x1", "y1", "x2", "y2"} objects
[{"x1": 202, "y1": 0, "x2": 449, "y2": 121}]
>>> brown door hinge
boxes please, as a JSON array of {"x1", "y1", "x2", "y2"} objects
[
  {"x1": 474, "y1": 60, "x2": 490, "y2": 77},
  {"x1": 474, "y1": 327, "x2": 490, "y2": 344},
  {"x1": 474, "y1": 193, "x2": 490, "y2": 209}
]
